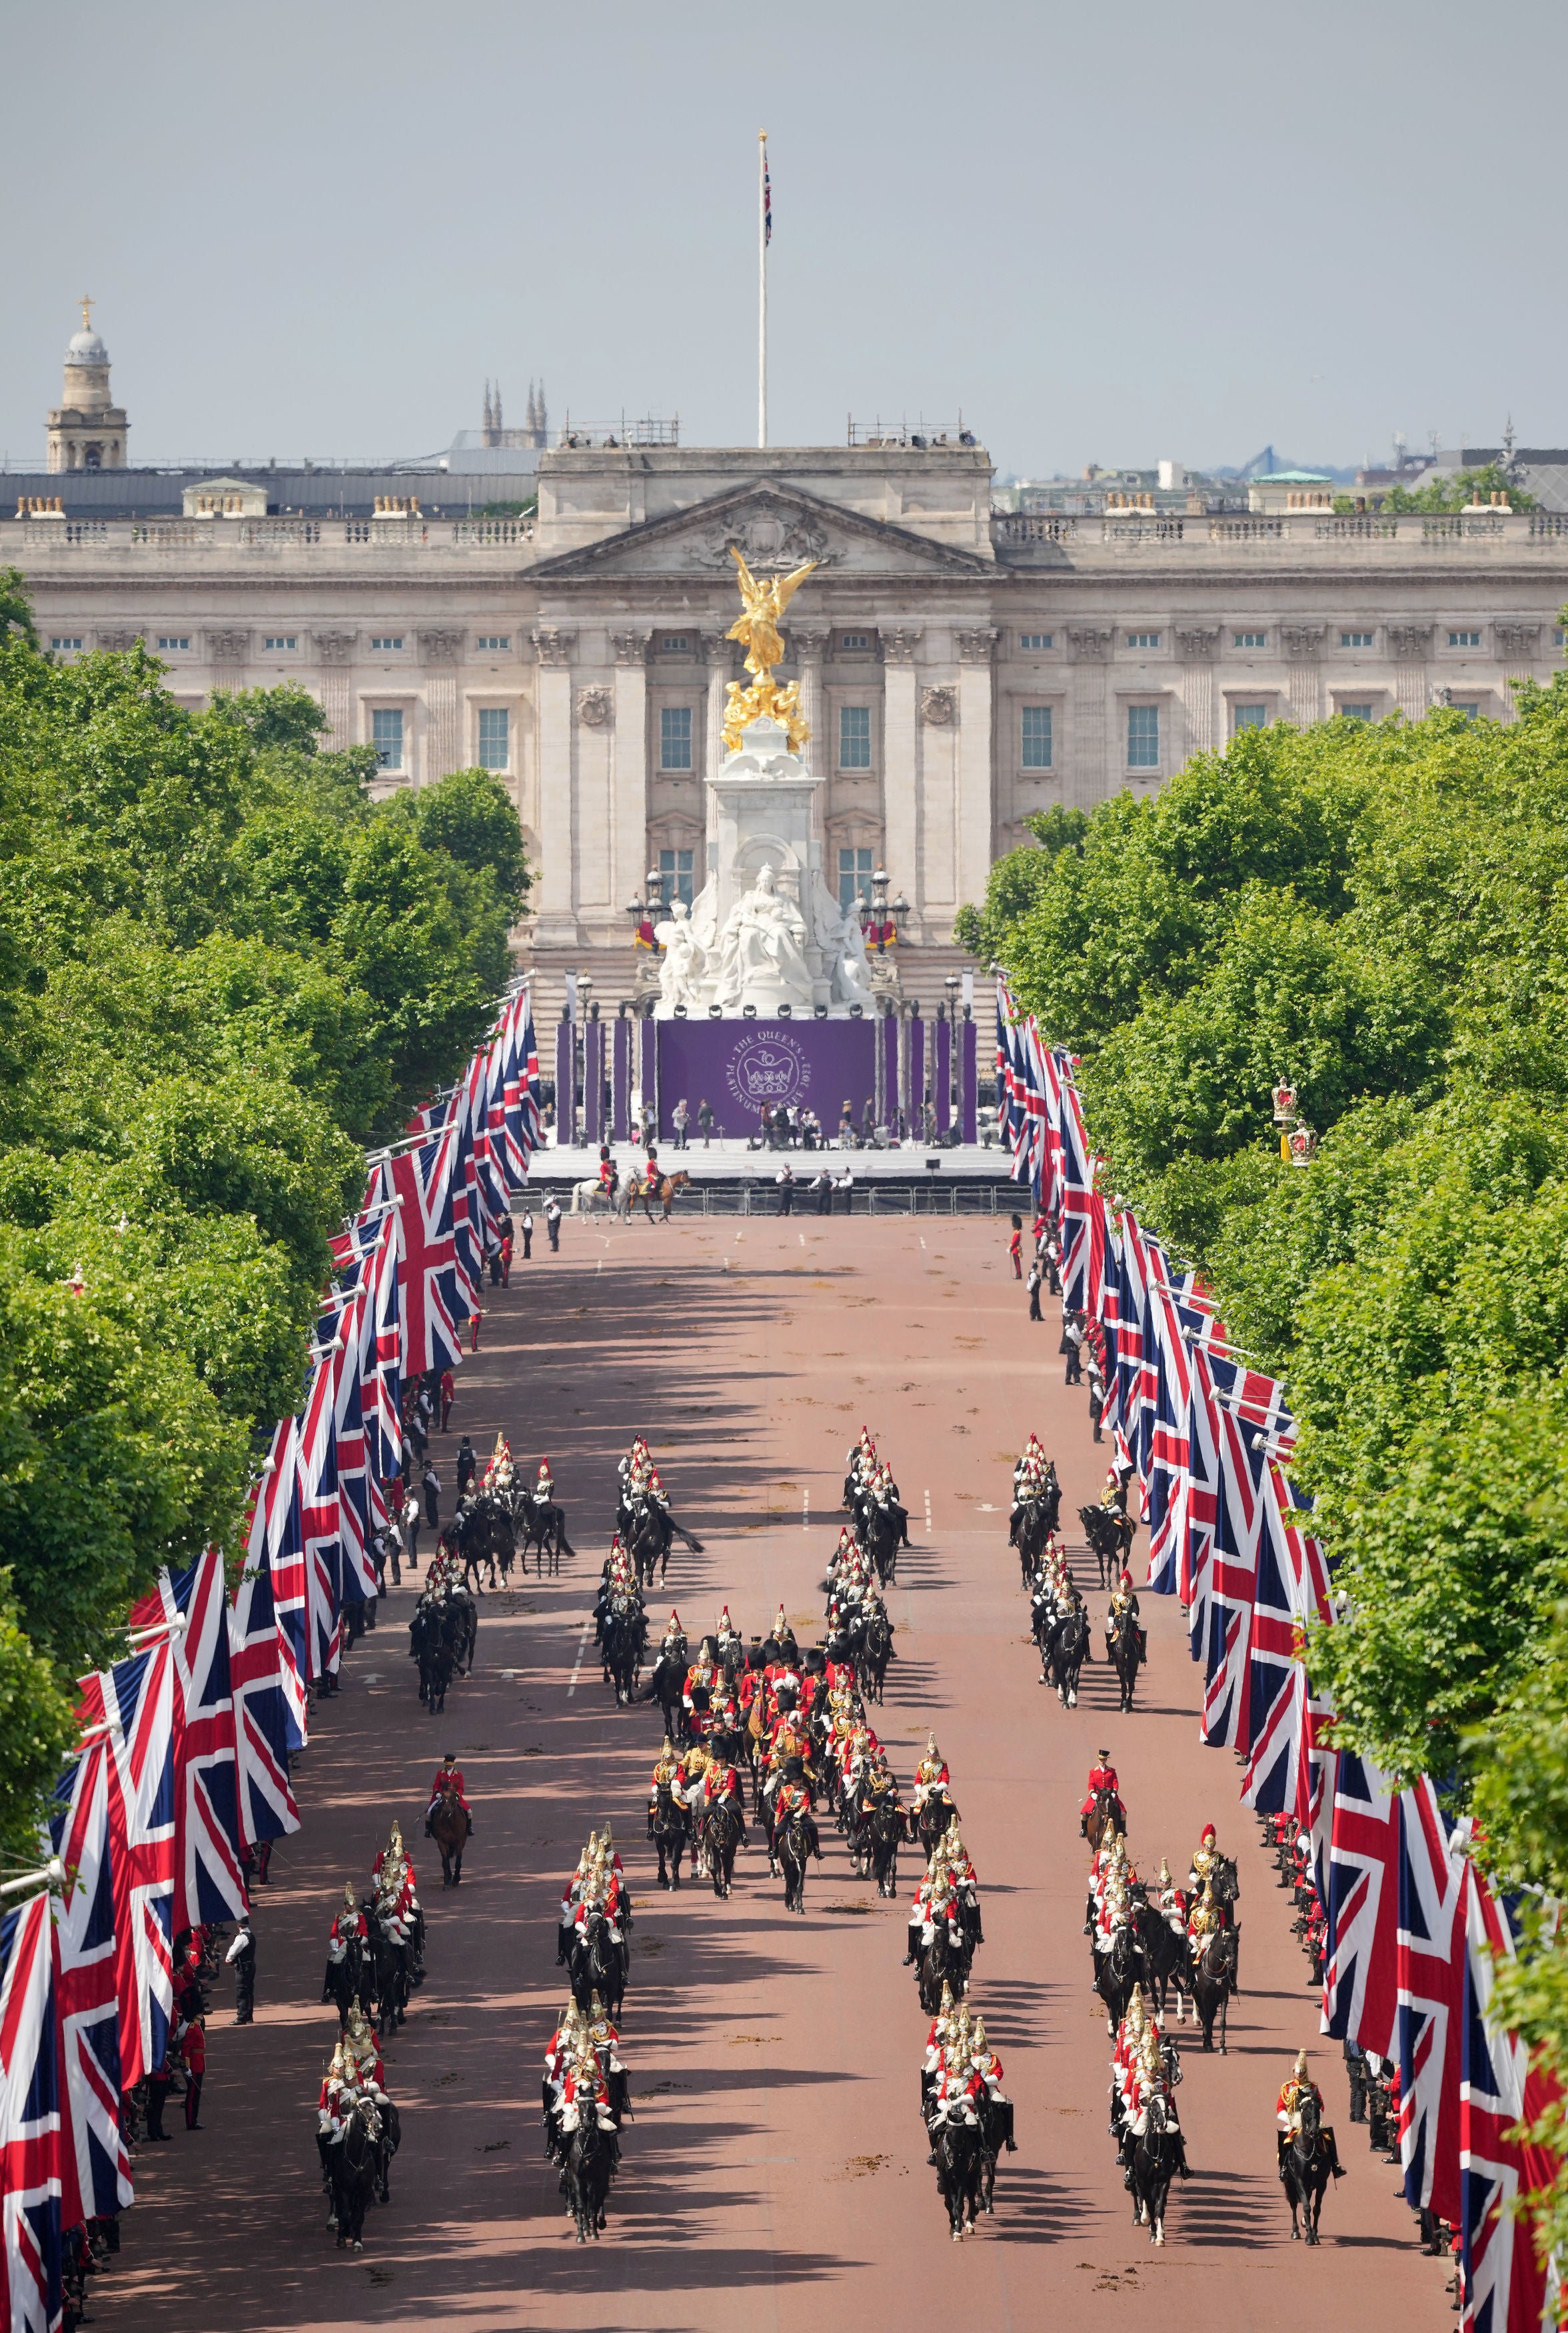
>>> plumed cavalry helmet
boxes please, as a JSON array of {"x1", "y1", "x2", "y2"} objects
[
  {"x1": 1294, "y1": 2048, "x2": 1309, "y2": 2079},
  {"x1": 1128, "y1": 1983, "x2": 1146, "y2": 2028},
  {"x1": 1158, "y1": 1856, "x2": 1172, "y2": 1886},
  {"x1": 342, "y1": 1880, "x2": 356, "y2": 1912}
]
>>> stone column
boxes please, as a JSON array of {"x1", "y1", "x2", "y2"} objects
[
  {"x1": 419, "y1": 631, "x2": 463, "y2": 779},
  {"x1": 792, "y1": 625, "x2": 830, "y2": 861},
  {"x1": 1389, "y1": 625, "x2": 1433, "y2": 721},
  {"x1": 1067, "y1": 627, "x2": 1112, "y2": 807},
  {"x1": 610, "y1": 629, "x2": 650, "y2": 928},
  {"x1": 206, "y1": 628, "x2": 249, "y2": 704},
  {"x1": 881, "y1": 629, "x2": 922, "y2": 925},
  {"x1": 1175, "y1": 626, "x2": 1219, "y2": 759},
  {"x1": 1281, "y1": 625, "x2": 1325, "y2": 726},
  {"x1": 531, "y1": 627, "x2": 578, "y2": 944},
  {"x1": 955, "y1": 629, "x2": 998, "y2": 921},
  {"x1": 314, "y1": 630, "x2": 355, "y2": 743}
]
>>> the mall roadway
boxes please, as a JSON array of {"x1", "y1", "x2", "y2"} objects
[{"x1": 95, "y1": 1214, "x2": 1444, "y2": 2333}]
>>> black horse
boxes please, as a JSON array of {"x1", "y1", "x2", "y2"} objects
[
  {"x1": 930, "y1": 2098, "x2": 982, "y2": 2240},
  {"x1": 368, "y1": 1920, "x2": 410, "y2": 2040},
  {"x1": 1094, "y1": 1922, "x2": 1143, "y2": 2037},
  {"x1": 918, "y1": 1786, "x2": 960, "y2": 1863},
  {"x1": 1190, "y1": 1925, "x2": 1237, "y2": 2053},
  {"x1": 1048, "y1": 1605, "x2": 1090, "y2": 1706},
  {"x1": 624, "y1": 1498, "x2": 704, "y2": 1588},
  {"x1": 328, "y1": 2101, "x2": 381, "y2": 2250},
  {"x1": 643, "y1": 1647, "x2": 687, "y2": 1740},
  {"x1": 518, "y1": 1488, "x2": 576, "y2": 1576},
  {"x1": 1108, "y1": 1609, "x2": 1144, "y2": 1710},
  {"x1": 569, "y1": 1906, "x2": 626, "y2": 2018},
  {"x1": 1133, "y1": 1900, "x2": 1192, "y2": 2024},
  {"x1": 564, "y1": 2114, "x2": 616, "y2": 2243},
  {"x1": 601, "y1": 1598, "x2": 646, "y2": 1704},
  {"x1": 649, "y1": 1780, "x2": 688, "y2": 1890},
  {"x1": 702, "y1": 1800, "x2": 742, "y2": 1899},
  {"x1": 321, "y1": 1935, "x2": 369, "y2": 2028},
  {"x1": 456, "y1": 1493, "x2": 514, "y2": 1590},
  {"x1": 409, "y1": 1602, "x2": 455, "y2": 1712},
  {"x1": 1080, "y1": 1502, "x2": 1136, "y2": 1590},
  {"x1": 1283, "y1": 2093, "x2": 1332, "y2": 2244},
  {"x1": 373, "y1": 2099, "x2": 402, "y2": 2203},
  {"x1": 1132, "y1": 2093, "x2": 1181, "y2": 2246},
  {"x1": 864, "y1": 1799, "x2": 905, "y2": 1899},
  {"x1": 918, "y1": 1912, "x2": 971, "y2": 2014},
  {"x1": 778, "y1": 1807, "x2": 812, "y2": 1914}
]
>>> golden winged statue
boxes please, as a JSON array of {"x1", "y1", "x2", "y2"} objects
[{"x1": 722, "y1": 547, "x2": 818, "y2": 755}]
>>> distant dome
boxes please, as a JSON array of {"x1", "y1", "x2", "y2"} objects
[{"x1": 65, "y1": 328, "x2": 107, "y2": 364}]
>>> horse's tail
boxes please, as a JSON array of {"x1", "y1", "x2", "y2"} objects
[{"x1": 670, "y1": 1520, "x2": 704, "y2": 1552}]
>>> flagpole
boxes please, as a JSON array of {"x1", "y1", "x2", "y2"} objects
[{"x1": 758, "y1": 128, "x2": 768, "y2": 450}]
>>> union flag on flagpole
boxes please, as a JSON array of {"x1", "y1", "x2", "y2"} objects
[
  {"x1": 49, "y1": 1743, "x2": 133, "y2": 2227},
  {"x1": 76, "y1": 1640, "x2": 178, "y2": 2092},
  {"x1": 129, "y1": 1548, "x2": 249, "y2": 1926},
  {"x1": 0, "y1": 1892, "x2": 63, "y2": 2333}
]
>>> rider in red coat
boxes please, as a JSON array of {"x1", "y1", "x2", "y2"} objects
[
  {"x1": 425, "y1": 1754, "x2": 473, "y2": 1834},
  {"x1": 1080, "y1": 1750, "x2": 1122, "y2": 1822}
]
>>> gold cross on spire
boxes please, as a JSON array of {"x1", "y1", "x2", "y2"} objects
[{"x1": 79, "y1": 293, "x2": 93, "y2": 331}]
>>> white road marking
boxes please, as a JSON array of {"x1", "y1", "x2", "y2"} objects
[
  {"x1": 798, "y1": 1232, "x2": 805, "y2": 1246},
  {"x1": 924, "y1": 1488, "x2": 933, "y2": 1535},
  {"x1": 723, "y1": 1254, "x2": 730, "y2": 1270},
  {"x1": 920, "y1": 1236, "x2": 926, "y2": 1250},
  {"x1": 802, "y1": 1490, "x2": 810, "y2": 1530},
  {"x1": 566, "y1": 1616, "x2": 592, "y2": 1697}
]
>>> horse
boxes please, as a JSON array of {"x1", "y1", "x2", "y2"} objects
[
  {"x1": 862, "y1": 1501, "x2": 906, "y2": 1588},
  {"x1": 1283, "y1": 2093, "x2": 1332, "y2": 2244},
  {"x1": 373, "y1": 2099, "x2": 402, "y2": 2202},
  {"x1": 518, "y1": 1488, "x2": 575, "y2": 1576},
  {"x1": 649, "y1": 1780, "x2": 688, "y2": 1890},
  {"x1": 629, "y1": 1168, "x2": 692, "y2": 1222},
  {"x1": 321, "y1": 1933, "x2": 369, "y2": 2029},
  {"x1": 428, "y1": 1780, "x2": 468, "y2": 1888},
  {"x1": 930, "y1": 2100, "x2": 983, "y2": 2240},
  {"x1": 564, "y1": 2115, "x2": 616, "y2": 2243},
  {"x1": 1080, "y1": 1502, "x2": 1136, "y2": 1590},
  {"x1": 568, "y1": 1177, "x2": 628, "y2": 1219},
  {"x1": 643, "y1": 1648, "x2": 687, "y2": 1742},
  {"x1": 328, "y1": 2100, "x2": 382, "y2": 2250},
  {"x1": 1094, "y1": 1921, "x2": 1142, "y2": 2037},
  {"x1": 918, "y1": 1786, "x2": 959, "y2": 1864},
  {"x1": 918, "y1": 1913, "x2": 971, "y2": 2015},
  {"x1": 778, "y1": 1807, "x2": 812, "y2": 1914},
  {"x1": 865, "y1": 1798, "x2": 904, "y2": 1899},
  {"x1": 455, "y1": 1492, "x2": 513, "y2": 1590},
  {"x1": 702, "y1": 1800, "x2": 742, "y2": 1899},
  {"x1": 860, "y1": 1604, "x2": 896, "y2": 1702},
  {"x1": 602, "y1": 1598, "x2": 646, "y2": 1704},
  {"x1": 625, "y1": 1498, "x2": 704, "y2": 1588},
  {"x1": 1133, "y1": 1900, "x2": 1193, "y2": 2024},
  {"x1": 568, "y1": 1906, "x2": 626, "y2": 2018},
  {"x1": 1132, "y1": 2092, "x2": 1179, "y2": 2245},
  {"x1": 1108, "y1": 1610, "x2": 1144, "y2": 1711},
  {"x1": 368, "y1": 1919, "x2": 410, "y2": 2039},
  {"x1": 1012, "y1": 1476, "x2": 1062, "y2": 1574},
  {"x1": 1049, "y1": 1605, "x2": 1090, "y2": 1706},
  {"x1": 975, "y1": 2088, "x2": 1012, "y2": 2217},
  {"x1": 1189, "y1": 1925, "x2": 1237, "y2": 2053},
  {"x1": 1084, "y1": 1786, "x2": 1126, "y2": 1853}
]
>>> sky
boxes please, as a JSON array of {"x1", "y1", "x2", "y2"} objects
[{"x1": 2, "y1": 0, "x2": 1563, "y2": 483}]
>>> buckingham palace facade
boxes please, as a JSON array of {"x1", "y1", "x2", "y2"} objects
[{"x1": 9, "y1": 435, "x2": 1568, "y2": 1015}]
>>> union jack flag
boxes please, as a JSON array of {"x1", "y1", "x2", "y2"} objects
[
  {"x1": 0, "y1": 1894, "x2": 62, "y2": 2333},
  {"x1": 247, "y1": 1418, "x2": 309, "y2": 1750},
  {"x1": 48, "y1": 1745, "x2": 132, "y2": 2227},
  {"x1": 228, "y1": 1544, "x2": 299, "y2": 1853},
  {"x1": 1200, "y1": 1356, "x2": 1290, "y2": 1746},
  {"x1": 1319, "y1": 1746, "x2": 1400, "y2": 2060},
  {"x1": 1112, "y1": 1212, "x2": 1152, "y2": 1464},
  {"x1": 129, "y1": 1549, "x2": 249, "y2": 1925},
  {"x1": 1396, "y1": 1781, "x2": 1467, "y2": 2222},
  {"x1": 329, "y1": 1284, "x2": 379, "y2": 1600},
  {"x1": 1140, "y1": 1262, "x2": 1193, "y2": 1594},
  {"x1": 1460, "y1": 1866, "x2": 1563, "y2": 2333},
  {"x1": 1237, "y1": 1459, "x2": 1331, "y2": 1810},
  {"x1": 77, "y1": 1641, "x2": 177, "y2": 2092},
  {"x1": 1055, "y1": 1057, "x2": 1098, "y2": 1314},
  {"x1": 373, "y1": 1130, "x2": 466, "y2": 1373},
  {"x1": 361, "y1": 1212, "x2": 404, "y2": 1484},
  {"x1": 506, "y1": 993, "x2": 544, "y2": 1176},
  {"x1": 297, "y1": 1350, "x2": 341, "y2": 1687}
]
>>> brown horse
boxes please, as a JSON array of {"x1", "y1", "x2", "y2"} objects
[
  {"x1": 429, "y1": 1780, "x2": 469, "y2": 1888},
  {"x1": 630, "y1": 1169, "x2": 692, "y2": 1222},
  {"x1": 1084, "y1": 1786, "x2": 1126, "y2": 1854}
]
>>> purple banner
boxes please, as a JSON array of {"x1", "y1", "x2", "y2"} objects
[{"x1": 654, "y1": 1018, "x2": 876, "y2": 1141}]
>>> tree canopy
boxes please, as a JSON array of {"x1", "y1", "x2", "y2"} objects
[
  {"x1": 966, "y1": 655, "x2": 1568, "y2": 2254},
  {"x1": 0, "y1": 578, "x2": 529, "y2": 1854}
]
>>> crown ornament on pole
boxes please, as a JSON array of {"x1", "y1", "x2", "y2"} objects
[
  {"x1": 1271, "y1": 1079, "x2": 1297, "y2": 1126},
  {"x1": 720, "y1": 547, "x2": 817, "y2": 754},
  {"x1": 1287, "y1": 1122, "x2": 1317, "y2": 1167}
]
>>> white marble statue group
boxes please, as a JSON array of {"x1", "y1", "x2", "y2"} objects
[{"x1": 655, "y1": 861, "x2": 876, "y2": 1017}]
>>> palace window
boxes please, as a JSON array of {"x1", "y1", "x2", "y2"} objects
[
  {"x1": 264, "y1": 635, "x2": 297, "y2": 651},
  {"x1": 476, "y1": 635, "x2": 510, "y2": 652},
  {"x1": 1340, "y1": 703, "x2": 1375, "y2": 723},
  {"x1": 1233, "y1": 631, "x2": 1267, "y2": 649},
  {"x1": 371, "y1": 635, "x2": 403, "y2": 651},
  {"x1": 51, "y1": 637, "x2": 83, "y2": 653},
  {"x1": 840, "y1": 632, "x2": 870, "y2": 651},
  {"x1": 1126, "y1": 631, "x2": 1160, "y2": 650},
  {"x1": 1232, "y1": 703, "x2": 1268, "y2": 732},
  {"x1": 660, "y1": 635, "x2": 690, "y2": 653},
  {"x1": 659, "y1": 846, "x2": 695, "y2": 907},
  {"x1": 1127, "y1": 704, "x2": 1160, "y2": 769},
  {"x1": 838, "y1": 846, "x2": 874, "y2": 912},
  {"x1": 1451, "y1": 701, "x2": 1481, "y2": 721},
  {"x1": 1020, "y1": 633, "x2": 1054, "y2": 651},
  {"x1": 371, "y1": 708, "x2": 404, "y2": 769},
  {"x1": 1340, "y1": 631, "x2": 1374, "y2": 649},
  {"x1": 156, "y1": 635, "x2": 191, "y2": 651},
  {"x1": 477, "y1": 707, "x2": 510, "y2": 770},
  {"x1": 1449, "y1": 630, "x2": 1482, "y2": 649},
  {"x1": 660, "y1": 705, "x2": 693, "y2": 771},
  {"x1": 840, "y1": 705, "x2": 872, "y2": 768},
  {"x1": 1020, "y1": 705, "x2": 1054, "y2": 769}
]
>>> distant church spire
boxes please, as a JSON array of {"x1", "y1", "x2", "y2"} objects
[
  {"x1": 494, "y1": 381, "x2": 502, "y2": 433},
  {"x1": 482, "y1": 379, "x2": 493, "y2": 437},
  {"x1": 526, "y1": 380, "x2": 538, "y2": 433},
  {"x1": 536, "y1": 379, "x2": 548, "y2": 443}
]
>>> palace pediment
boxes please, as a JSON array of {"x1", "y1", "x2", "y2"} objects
[{"x1": 531, "y1": 479, "x2": 992, "y2": 583}]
